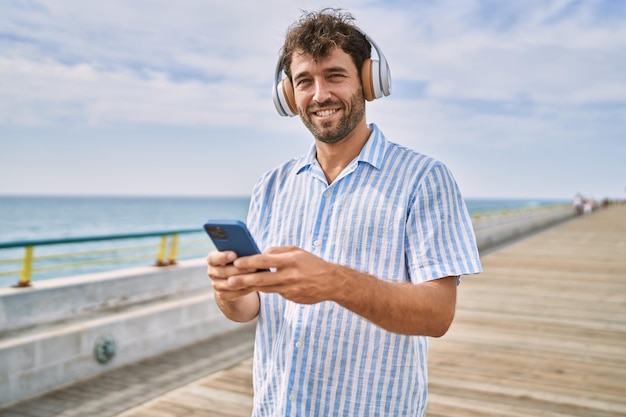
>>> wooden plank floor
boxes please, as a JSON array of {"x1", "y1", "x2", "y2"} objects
[
  {"x1": 116, "y1": 205, "x2": 626, "y2": 417},
  {"x1": 427, "y1": 204, "x2": 626, "y2": 417},
  {"x1": 116, "y1": 358, "x2": 254, "y2": 417}
]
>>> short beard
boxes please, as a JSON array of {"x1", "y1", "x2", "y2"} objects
[{"x1": 299, "y1": 88, "x2": 366, "y2": 144}]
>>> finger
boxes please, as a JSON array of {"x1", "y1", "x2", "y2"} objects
[
  {"x1": 228, "y1": 270, "x2": 282, "y2": 290},
  {"x1": 212, "y1": 272, "x2": 259, "y2": 292},
  {"x1": 264, "y1": 246, "x2": 299, "y2": 255},
  {"x1": 209, "y1": 264, "x2": 260, "y2": 281},
  {"x1": 207, "y1": 250, "x2": 237, "y2": 267},
  {"x1": 232, "y1": 249, "x2": 296, "y2": 271},
  {"x1": 212, "y1": 276, "x2": 244, "y2": 292},
  {"x1": 232, "y1": 253, "x2": 275, "y2": 271}
]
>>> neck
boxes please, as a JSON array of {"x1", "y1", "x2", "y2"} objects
[{"x1": 315, "y1": 120, "x2": 370, "y2": 184}]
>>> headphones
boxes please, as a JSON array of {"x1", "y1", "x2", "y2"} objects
[{"x1": 272, "y1": 29, "x2": 392, "y2": 117}]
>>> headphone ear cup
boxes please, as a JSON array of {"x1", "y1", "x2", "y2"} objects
[
  {"x1": 361, "y1": 58, "x2": 376, "y2": 101},
  {"x1": 360, "y1": 32, "x2": 392, "y2": 100},
  {"x1": 282, "y1": 78, "x2": 297, "y2": 116},
  {"x1": 273, "y1": 75, "x2": 297, "y2": 117}
]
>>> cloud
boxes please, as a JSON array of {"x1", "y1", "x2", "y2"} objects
[
  {"x1": 2, "y1": 0, "x2": 624, "y2": 128},
  {"x1": 0, "y1": 1, "x2": 351, "y2": 130},
  {"x1": 379, "y1": 0, "x2": 626, "y2": 107},
  {"x1": 0, "y1": 56, "x2": 276, "y2": 127},
  {"x1": 1, "y1": 0, "x2": 625, "y2": 199}
]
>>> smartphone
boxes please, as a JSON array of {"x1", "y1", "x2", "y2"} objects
[{"x1": 203, "y1": 220, "x2": 262, "y2": 257}]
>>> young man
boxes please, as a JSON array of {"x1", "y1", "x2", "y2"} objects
[{"x1": 207, "y1": 9, "x2": 481, "y2": 416}]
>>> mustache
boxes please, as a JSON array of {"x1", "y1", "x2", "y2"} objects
[{"x1": 307, "y1": 100, "x2": 341, "y2": 112}]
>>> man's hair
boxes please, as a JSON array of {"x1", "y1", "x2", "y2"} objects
[{"x1": 279, "y1": 8, "x2": 371, "y2": 80}]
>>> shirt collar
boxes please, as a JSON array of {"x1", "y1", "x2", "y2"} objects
[{"x1": 296, "y1": 123, "x2": 387, "y2": 174}]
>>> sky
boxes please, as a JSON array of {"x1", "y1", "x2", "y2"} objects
[{"x1": 1, "y1": 0, "x2": 625, "y2": 200}]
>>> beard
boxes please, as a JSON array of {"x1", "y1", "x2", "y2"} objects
[{"x1": 299, "y1": 88, "x2": 366, "y2": 144}]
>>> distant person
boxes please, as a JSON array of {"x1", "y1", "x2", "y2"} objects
[
  {"x1": 573, "y1": 193, "x2": 584, "y2": 215},
  {"x1": 207, "y1": 8, "x2": 482, "y2": 416}
]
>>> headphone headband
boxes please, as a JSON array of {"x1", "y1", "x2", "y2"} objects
[{"x1": 272, "y1": 28, "x2": 392, "y2": 117}]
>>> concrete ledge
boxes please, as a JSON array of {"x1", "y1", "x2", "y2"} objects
[
  {"x1": 0, "y1": 258, "x2": 210, "y2": 334},
  {"x1": 472, "y1": 205, "x2": 577, "y2": 251},
  {"x1": 0, "y1": 260, "x2": 247, "y2": 407}
]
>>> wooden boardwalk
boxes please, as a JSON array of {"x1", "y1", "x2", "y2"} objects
[{"x1": 117, "y1": 205, "x2": 626, "y2": 417}]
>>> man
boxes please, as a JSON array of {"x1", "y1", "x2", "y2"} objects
[{"x1": 207, "y1": 8, "x2": 482, "y2": 416}]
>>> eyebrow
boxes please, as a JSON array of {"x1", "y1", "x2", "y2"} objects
[{"x1": 293, "y1": 66, "x2": 349, "y2": 82}]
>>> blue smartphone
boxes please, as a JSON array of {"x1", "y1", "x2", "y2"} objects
[{"x1": 203, "y1": 220, "x2": 262, "y2": 257}]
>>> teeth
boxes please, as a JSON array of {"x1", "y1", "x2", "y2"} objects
[{"x1": 316, "y1": 109, "x2": 336, "y2": 117}]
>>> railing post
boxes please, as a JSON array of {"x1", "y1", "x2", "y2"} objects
[
  {"x1": 168, "y1": 234, "x2": 179, "y2": 265},
  {"x1": 17, "y1": 245, "x2": 34, "y2": 287},
  {"x1": 155, "y1": 235, "x2": 167, "y2": 266}
]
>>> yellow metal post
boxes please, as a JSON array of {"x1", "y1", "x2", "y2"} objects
[
  {"x1": 156, "y1": 235, "x2": 167, "y2": 266},
  {"x1": 168, "y1": 234, "x2": 179, "y2": 265},
  {"x1": 17, "y1": 246, "x2": 34, "y2": 287}
]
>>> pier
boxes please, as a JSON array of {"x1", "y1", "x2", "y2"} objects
[{"x1": 1, "y1": 204, "x2": 624, "y2": 416}]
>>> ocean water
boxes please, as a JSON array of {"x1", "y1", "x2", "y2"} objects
[
  {"x1": 0, "y1": 195, "x2": 566, "y2": 286},
  {"x1": 0, "y1": 195, "x2": 251, "y2": 243},
  {"x1": 0, "y1": 195, "x2": 251, "y2": 286}
]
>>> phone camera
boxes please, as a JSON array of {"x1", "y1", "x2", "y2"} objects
[{"x1": 207, "y1": 226, "x2": 228, "y2": 240}]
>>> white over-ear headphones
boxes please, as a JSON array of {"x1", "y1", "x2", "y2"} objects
[{"x1": 272, "y1": 29, "x2": 392, "y2": 117}]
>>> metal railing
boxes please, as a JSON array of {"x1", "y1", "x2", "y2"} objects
[{"x1": 0, "y1": 229, "x2": 211, "y2": 288}]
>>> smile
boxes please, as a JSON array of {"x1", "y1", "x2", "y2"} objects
[{"x1": 315, "y1": 109, "x2": 338, "y2": 117}]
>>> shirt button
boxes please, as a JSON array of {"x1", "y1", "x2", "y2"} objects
[
  {"x1": 289, "y1": 394, "x2": 295, "y2": 402},
  {"x1": 295, "y1": 341, "x2": 302, "y2": 348},
  {"x1": 313, "y1": 240, "x2": 320, "y2": 247}
]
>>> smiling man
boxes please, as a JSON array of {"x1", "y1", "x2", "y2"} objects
[{"x1": 207, "y1": 8, "x2": 482, "y2": 417}]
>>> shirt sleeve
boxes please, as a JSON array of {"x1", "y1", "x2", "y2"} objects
[{"x1": 405, "y1": 161, "x2": 482, "y2": 284}]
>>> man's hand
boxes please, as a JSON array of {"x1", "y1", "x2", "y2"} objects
[
  {"x1": 206, "y1": 250, "x2": 260, "y2": 322},
  {"x1": 227, "y1": 246, "x2": 339, "y2": 304}
]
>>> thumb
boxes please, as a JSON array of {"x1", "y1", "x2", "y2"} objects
[{"x1": 265, "y1": 245, "x2": 300, "y2": 255}]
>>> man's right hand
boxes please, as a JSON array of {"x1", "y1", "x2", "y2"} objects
[{"x1": 206, "y1": 250, "x2": 260, "y2": 322}]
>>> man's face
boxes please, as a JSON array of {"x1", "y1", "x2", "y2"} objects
[{"x1": 290, "y1": 47, "x2": 365, "y2": 144}]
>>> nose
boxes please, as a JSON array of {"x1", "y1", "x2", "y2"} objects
[{"x1": 312, "y1": 78, "x2": 332, "y2": 103}]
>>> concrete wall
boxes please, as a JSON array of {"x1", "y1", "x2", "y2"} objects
[
  {"x1": 0, "y1": 260, "x2": 215, "y2": 334},
  {"x1": 0, "y1": 204, "x2": 578, "y2": 407},
  {"x1": 472, "y1": 205, "x2": 577, "y2": 252},
  {"x1": 0, "y1": 259, "x2": 249, "y2": 408}
]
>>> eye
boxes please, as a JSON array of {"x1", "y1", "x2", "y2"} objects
[
  {"x1": 329, "y1": 73, "x2": 346, "y2": 80},
  {"x1": 295, "y1": 78, "x2": 312, "y2": 87}
]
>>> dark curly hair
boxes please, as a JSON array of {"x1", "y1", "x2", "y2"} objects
[{"x1": 279, "y1": 8, "x2": 371, "y2": 80}]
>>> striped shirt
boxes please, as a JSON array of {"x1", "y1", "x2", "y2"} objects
[{"x1": 247, "y1": 123, "x2": 482, "y2": 417}]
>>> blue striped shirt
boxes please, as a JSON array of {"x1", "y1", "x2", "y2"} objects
[{"x1": 247, "y1": 123, "x2": 482, "y2": 417}]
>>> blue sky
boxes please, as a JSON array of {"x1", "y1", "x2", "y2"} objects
[{"x1": 1, "y1": 0, "x2": 625, "y2": 200}]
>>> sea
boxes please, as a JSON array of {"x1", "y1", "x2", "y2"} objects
[{"x1": 0, "y1": 195, "x2": 567, "y2": 286}]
